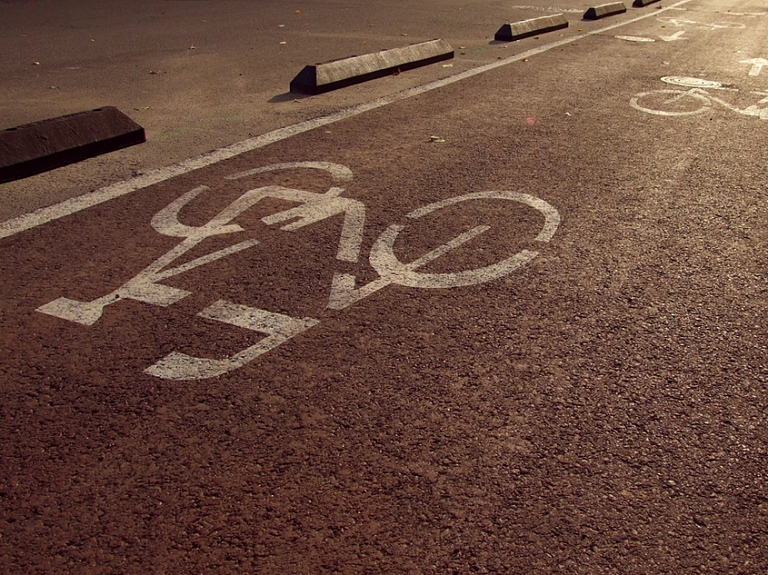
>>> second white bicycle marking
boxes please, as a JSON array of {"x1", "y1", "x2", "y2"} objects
[{"x1": 630, "y1": 76, "x2": 768, "y2": 119}]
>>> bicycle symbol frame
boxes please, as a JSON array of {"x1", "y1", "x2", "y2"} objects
[{"x1": 37, "y1": 161, "x2": 560, "y2": 380}]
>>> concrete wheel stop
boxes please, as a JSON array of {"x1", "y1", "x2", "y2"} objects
[
  {"x1": 632, "y1": 0, "x2": 661, "y2": 6},
  {"x1": 0, "y1": 107, "x2": 145, "y2": 184},
  {"x1": 494, "y1": 14, "x2": 569, "y2": 42},
  {"x1": 289, "y1": 39, "x2": 454, "y2": 95},
  {"x1": 583, "y1": 2, "x2": 627, "y2": 19}
]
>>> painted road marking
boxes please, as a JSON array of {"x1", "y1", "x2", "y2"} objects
[
  {"x1": 741, "y1": 58, "x2": 768, "y2": 77},
  {"x1": 660, "y1": 77, "x2": 730, "y2": 89},
  {"x1": 511, "y1": 5, "x2": 584, "y2": 13},
  {"x1": 660, "y1": 30, "x2": 688, "y2": 41},
  {"x1": 38, "y1": 163, "x2": 561, "y2": 379},
  {"x1": 657, "y1": 17, "x2": 746, "y2": 29},
  {"x1": 615, "y1": 31, "x2": 688, "y2": 42},
  {"x1": 225, "y1": 161, "x2": 364, "y2": 263},
  {"x1": 616, "y1": 35, "x2": 656, "y2": 42},
  {"x1": 328, "y1": 191, "x2": 560, "y2": 310},
  {"x1": 0, "y1": 0, "x2": 692, "y2": 241},
  {"x1": 37, "y1": 161, "x2": 362, "y2": 325},
  {"x1": 145, "y1": 302, "x2": 320, "y2": 380},
  {"x1": 630, "y1": 76, "x2": 768, "y2": 118}
]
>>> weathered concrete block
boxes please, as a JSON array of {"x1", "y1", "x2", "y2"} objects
[
  {"x1": 289, "y1": 39, "x2": 454, "y2": 95},
  {"x1": 0, "y1": 107, "x2": 145, "y2": 183},
  {"x1": 495, "y1": 14, "x2": 569, "y2": 42},
  {"x1": 632, "y1": 0, "x2": 661, "y2": 7},
  {"x1": 583, "y1": 2, "x2": 627, "y2": 19}
]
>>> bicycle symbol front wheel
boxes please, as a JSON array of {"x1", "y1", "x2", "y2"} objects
[
  {"x1": 369, "y1": 191, "x2": 560, "y2": 289},
  {"x1": 630, "y1": 89, "x2": 711, "y2": 116}
]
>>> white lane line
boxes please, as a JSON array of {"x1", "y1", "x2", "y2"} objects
[{"x1": 0, "y1": 0, "x2": 691, "y2": 241}]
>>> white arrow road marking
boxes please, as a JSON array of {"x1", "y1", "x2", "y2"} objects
[{"x1": 741, "y1": 58, "x2": 768, "y2": 77}]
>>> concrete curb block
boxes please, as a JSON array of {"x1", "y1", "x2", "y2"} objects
[
  {"x1": 0, "y1": 107, "x2": 145, "y2": 184},
  {"x1": 289, "y1": 39, "x2": 454, "y2": 95},
  {"x1": 632, "y1": 0, "x2": 661, "y2": 6},
  {"x1": 583, "y1": 2, "x2": 627, "y2": 19},
  {"x1": 494, "y1": 14, "x2": 569, "y2": 42}
]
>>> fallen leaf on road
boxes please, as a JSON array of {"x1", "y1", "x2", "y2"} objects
[
  {"x1": 32, "y1": 61, "x2": 40, "y2": 65},
  {"x1": 189, "y1": 45, "x2": 196, "y2": 49},
  {"x1": 134, "y1": 106, "x2": 150, "y2": 111},
  {"x1": 429, "y1": 136, "x2": 446, "y2": 143}
]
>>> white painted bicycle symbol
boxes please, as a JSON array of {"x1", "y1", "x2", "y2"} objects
[
  {"x1": 630, "y1": 76, "x2": 768, "y2": 119},
  {"x1": 37, "y1": 162, "x2": 560, "y2": 380}
]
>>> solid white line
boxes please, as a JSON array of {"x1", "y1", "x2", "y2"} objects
[{"x1": 0, "y1": 0, "x2": 690, "y2": 240}]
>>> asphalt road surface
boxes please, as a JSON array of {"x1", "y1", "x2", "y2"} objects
[{"x1": 2, "y1": 0, "x2": 768, "y2": 573}]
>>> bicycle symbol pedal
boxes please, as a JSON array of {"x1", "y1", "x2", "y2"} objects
[{"x1": 145, "y1": 300, "x2": 320, "y2": 380}]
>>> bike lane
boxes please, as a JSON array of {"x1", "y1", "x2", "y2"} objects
[{"x1": 2, "y1": 1, "x2": 768, "y2": 572}]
